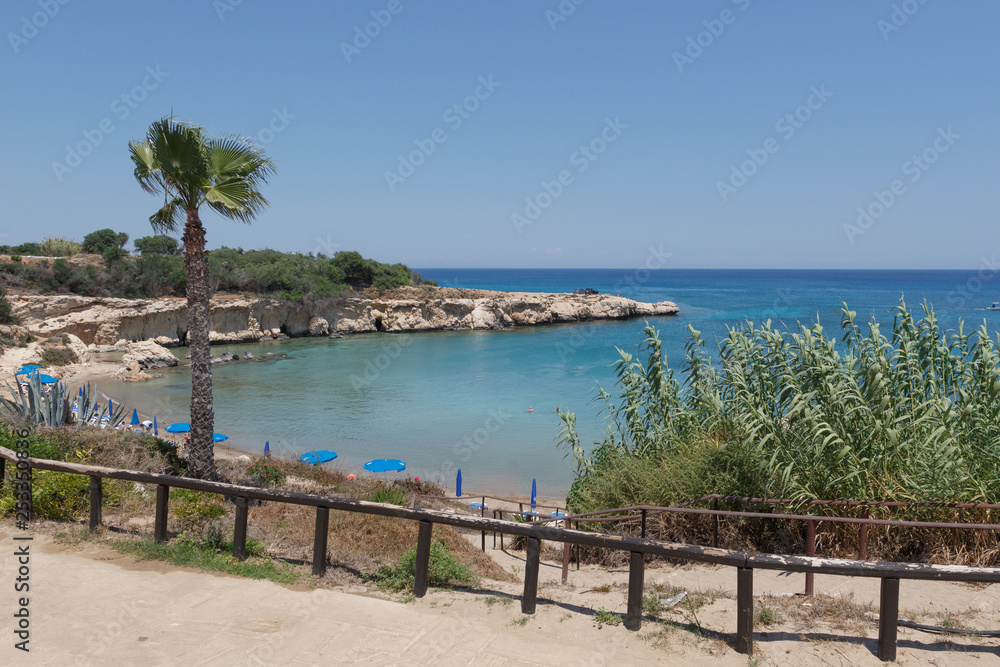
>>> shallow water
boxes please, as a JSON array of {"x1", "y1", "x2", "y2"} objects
[{"x1": 103, "y1": 269, "x2": 1000, "y2": 497}]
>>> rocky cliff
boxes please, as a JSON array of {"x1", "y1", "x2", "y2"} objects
[{"x1": 10, "y1": 287, "x2": 679, "y2": 347}]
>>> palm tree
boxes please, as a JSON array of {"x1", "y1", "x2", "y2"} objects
[{"x1": 129, "y1": 117, "x2": 275, "y2": 478}]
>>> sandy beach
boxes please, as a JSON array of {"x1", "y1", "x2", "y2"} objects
[{"x1": 2, "y1": 527, "x2": 996, "y2": 665}]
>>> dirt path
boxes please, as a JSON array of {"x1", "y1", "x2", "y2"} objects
[{"x1": 1, "y1": 530, "x2": 998, "y2": 665}]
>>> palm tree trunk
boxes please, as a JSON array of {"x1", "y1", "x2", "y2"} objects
[{"x1": 183, "y1": 209, "x2": 215, "y2": 479}]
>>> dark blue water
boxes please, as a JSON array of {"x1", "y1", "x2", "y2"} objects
[{"x1": 108, "y1": 269, "x2": 1000, "y2": 497}]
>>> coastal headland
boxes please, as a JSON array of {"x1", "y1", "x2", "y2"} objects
[{"x1": 9, "y1": 286, "x2": 679, "y2": 349}]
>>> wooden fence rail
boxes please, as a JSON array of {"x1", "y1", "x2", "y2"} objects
[{"x1": 3, "y1": 445, "x2": 1000, "y2": 661}]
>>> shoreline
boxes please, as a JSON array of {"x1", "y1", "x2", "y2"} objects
[
  {"x1": 7, "y1": 348, "x2": 574, "y2": 499},
  {"x1": 0, "y1": 286, "x2": 667, "y2": 499},
  {"x1": 10, "y1": 286, "x2": 679, "y2": 348}
]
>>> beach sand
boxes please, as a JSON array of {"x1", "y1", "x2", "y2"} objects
[{"x1": 2, "y1": 527, "x2": 996, "y2": 665}]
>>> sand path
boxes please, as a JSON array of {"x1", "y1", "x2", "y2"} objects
[{"x1": 2, "y1": 530, "x2": 999, "y2": 665}]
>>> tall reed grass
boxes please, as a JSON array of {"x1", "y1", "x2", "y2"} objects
[{"x1": 559, "y1": 300, "x2": 1000, "y2": 562}]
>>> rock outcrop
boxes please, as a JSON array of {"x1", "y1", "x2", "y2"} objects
[
  {"x1": 116, "y1": 340, "x2": 179, "y2": 376},
  {"x1": 10, "y1": 288, "x2": 679, "y2": 348}
]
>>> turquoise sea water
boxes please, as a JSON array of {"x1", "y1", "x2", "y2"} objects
[{"x1": 103, "y1": 269, "x2": 1000, "y2": 497}]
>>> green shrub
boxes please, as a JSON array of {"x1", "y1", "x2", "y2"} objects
[
  {"x1": 38, "y1": 346, "x2": 77, "y2": 366},
  {"x1": 0, "y1": 285, "x2": 17, "y2": 325},
  {"x1": 102, "y1": 246, "x2": 128, "y2": 267},
  {"x1": 368, "y1": 540, "x2": 478, "y2": 592},
  {"x1": 0, "y1": 245, "x2": 407, "y2": 299},
  {"x1": 15, "y1": 243, "x2": 41, "y2": 256},
  {"x1": 9, "y1": 256, "x2": 21, "y2": 262},
  {"x1": 368, "y1": 486, "x2": 408, "y2": 505},
  {"x1": 134, "y1": 235, "x2": 180, "y2": 256},
  {"x1": 169, "y1": 488, "x2": 227, "y2": 531},
  {"x1": 82, "y1": 229, "x2": 128, "y2": 254},
  {"x1": 246, "y1": 459, "x2": 286, "y2": 487}
]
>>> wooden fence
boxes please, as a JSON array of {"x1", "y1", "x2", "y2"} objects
[{"x1": 3, "y1": 446, "x2": 999, "y2": 661}]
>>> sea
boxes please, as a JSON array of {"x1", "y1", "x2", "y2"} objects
[{"x1": 103, "y1": 269, "x2": 1000, "y2": 498}]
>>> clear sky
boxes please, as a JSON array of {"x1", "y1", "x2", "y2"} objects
[{"x1": 1, "y1": 1, "x2": 997, "y2": 269}]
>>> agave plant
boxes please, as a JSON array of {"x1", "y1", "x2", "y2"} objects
[
  {"x1": 0, "y1": 379, "x2": 128, "y2": 429},
  {"x1": 0, "y1": 374, "x2": 69, "y2": 426},
  {"x1": 73, "y1": 384, "x2": 128, "y2": 428}
]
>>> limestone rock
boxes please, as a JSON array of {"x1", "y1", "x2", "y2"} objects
[
  {"x1": 117, "y1": 340, "x2": 178, "y2": 377},
  {"x1": 10, "y1": 289, "x2": 679, "y2": 347},
  {"x1": 308, "y1": 316, "x2": 329, "y2": 336}
]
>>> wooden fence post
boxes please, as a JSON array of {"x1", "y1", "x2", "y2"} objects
[
  {"x1": 859, "y1": 508, "x2": 869, "y2": 560},
  {"x1": 154, "y1": 484, "x2": 169, "y2": 542},
  {"x1": 805, "y1": 519, "x2": 816, "y2": 596},
  {"x1": 413, "y1": 520, "x2": 433, "y2": 597},
  {"x1": 736, "y1": 566, "x2": 754, "y2": 655},
  {"x1": 625, "y1": 551, "x2": 644, "y2": 631},
  {"x1": 232, "y1": 496, "x2": 248, "y2": 561},
  {"x1": 312, "y1": 507, "x2": 329, "y2": 577},
  {"x1": 88, "y1": 475, "x2": 102, "y2": 531},
  {"x1": 878, "y1": 577, "x2": 899, "y2": 662},
  {"x1": 712, "y1": 498, "x2": 720, "y2": 547},
  {"x1": 522, "y1": 536, "x2": 541, "y2": 614}
]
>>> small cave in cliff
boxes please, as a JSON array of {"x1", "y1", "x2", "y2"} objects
[
  {"x1": 374, "y1": 316, "x2": 384, "y2": 332},
  {"x1": 178, "y1": 329, "x2": 188, "y2": 345}
]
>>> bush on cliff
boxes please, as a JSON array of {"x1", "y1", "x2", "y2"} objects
[
  {"x1": 0, "y1": 285, "x2": 17, "y2": 325},
  {"x1": 82, "y1": 228, "x2": 129, "y2": 254},
  {"x1": 0, "y1": 247, "x2": 411, "y2": 299},
  {"x1": 134, "y1": 235, "x2": 180, "y2": 256}
]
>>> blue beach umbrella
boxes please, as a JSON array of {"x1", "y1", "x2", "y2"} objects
[
  {"x1": 23, "y1": 372, "x2": 58, "y2": 384},
  {"x1": 108, "y1": 400, "x2": 113, "y2": 416},
  {"x1": 531, "y1": 479, "x2": 537, "y2": 511},
  {"x1": 264, "y1": 441, "x2": 270, "y2": 457},
  {"x1": 300, "y1": 450, "x2": 337, "y2": 465},
  {"x1": 212, "y1": 433, "x2": 228, "y2": 443},
  {"x1": 364, "y1": 458, "x2": 406, "y2": 473},
  {"x1": 153, "y1": 415, "x2": 158, "y2": 436},
  {"x1": 456, "y1": 469, "x2": 462, "y2": 497},
  {"x1": 165, "y1": 422, "x2": 191, "y2": 433},
  {"x1": 130, "y1": 409, "x2": 140, "y2": 426},
  {"x1": 15, "y1": 365, "x2": 42, "y2": 375}
]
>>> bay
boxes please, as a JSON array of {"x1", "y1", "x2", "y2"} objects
[{"x1": 104, "y1": 269, "x2": 1000, "y2": 497}]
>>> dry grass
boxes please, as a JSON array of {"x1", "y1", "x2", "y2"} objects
[
  {"x1": 763, "y1": 592, "x2": 876, "y2": 635},
  {"x1": 10, "y1": 424, "x2": 515, "y2": 590}
]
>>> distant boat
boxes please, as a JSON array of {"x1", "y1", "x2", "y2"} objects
[{"x1": 986, "y1": 302, "x2": 1000, "y2": 311}]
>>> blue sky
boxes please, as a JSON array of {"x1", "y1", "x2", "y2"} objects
[{"x1": 1, "y1": 0, "x2": 997, "y2": 269}]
